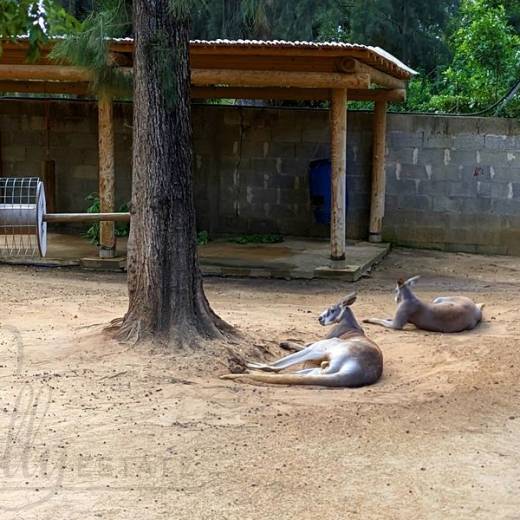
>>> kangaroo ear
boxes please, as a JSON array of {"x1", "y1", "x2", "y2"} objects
[
  {"x1": 397, "y1": 277, "x2": 405, "y2": 287},
  {"x1": 405, "y1": 275, "x2": 421, "y2": 286},
  {"x1": 341, "y1": 292, "x2": 357, "y2": 307}
]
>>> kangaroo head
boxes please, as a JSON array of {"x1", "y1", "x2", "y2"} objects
[
  {"x1": 395, "y1": 275, "x2": 421, "y2": 303},
  {"x1": 319, "y1": 292, "x2": 357, "y2": 326}
]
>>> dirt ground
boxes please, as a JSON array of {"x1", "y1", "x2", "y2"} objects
[{"x1": 0, "y1": 247, "x2": 519, "y2": 519}]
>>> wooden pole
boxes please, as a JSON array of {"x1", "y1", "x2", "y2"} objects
[
  {"x1": 98, "y1": 94, "x2": 116, "y2": 258},
  {"x1": 330, "y1": 88, "x2": 347, "y2": 261},
  {"x1": 369, "y1": 100, "x2": 388, "y2": 243},
  {"x1": 44, "y1": 212, "x2": 130, "y2": 223},
  {"x1": 0, "y1": 129, "x2": 3, "y2": 177},
  {"x1": 41, "y1": 159, "x2": 56, "y2": 213}
]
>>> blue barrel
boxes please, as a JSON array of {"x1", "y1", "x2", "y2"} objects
[{"x1": 308, "y1": 159, "x2": 348, "y2": 225}]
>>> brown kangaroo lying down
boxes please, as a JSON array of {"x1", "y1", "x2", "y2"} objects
[
  {"x1": 221, "y1": 293, "x2": 383, "y2": 387},
  {"x1": 364, "y1": 276, "x2": 484, "y2": 333}
]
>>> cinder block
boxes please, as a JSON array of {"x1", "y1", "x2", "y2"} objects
[
  {"x1": 423, "y1": 134, "x2": 453, "y2": 148},
  {"x1": 2, "y1": 146, "x2": 26, "y2": 162},
  {"x1": 271, "y1": 174, "x2": 296, "y2": 190},
  {"x1": 450, "y1": 149, "x2": 479, "y2": 165},
  {"x1": 432, "y1": 195, "x2": 461, "y2": 213},
  {"x1": 490, "y1": 183, "x2": 511, "y2": 199},
  {"x1": 271, "y1": 123, "x2": 303, "y2": 143},
  {"x1": 348, "y1": 195, "x2": 370, "y2": 210},
  {"x1": 388, "y1": 131, "x2": 424, "y2": 148},
  {"x1": 270, "y1": 142, "x2": 295, "y2": 158},
  {"x1": 302, "y1": 125, "x2": 328, "y2": 142},
  {"x1": 418, "y1": 180, "x2": 449, "y2": 196},
  {"x1": 479, "y1": 150, "x2": 513, "y2": 168},
  {"x1": 452, "y1": 134, "x2": 484, "y2": 150},
  {"x1": 384, "y1": 210, "x2": 419, "y2": 227},
  {"x1": 459, "y1": 197, "x2": 492, "y2": 214},
  {"x1": 295, "y1": 142, "x2": 330, "y2": 160},
  {"x1": 348, "y1": 175, "x2": 370, "y2": 194},
  {"x1": 414, "y1": 147, "x2": 444, "y2": 166},
  {"x1": 11, "y1": 161, "x2": 41, "y2": 177},
  {"x1": 399, "y1": 163, "x2": 429, "y2": 179},
  {"x1": 4, "y1": 131, "x2": 41, "y2": 146},
  {"x1": 0, "y1": 115, "x2": 20, "y2": 132},
  {"x1": 487, "y1": 165, "x2": 516, "y2": 181},
  {"x1": 447, "y1": 180, "x2": 478, "y2": 198},
  {"x1": 279, "y1": 188, "x2": 307, "y2": 206},
  {"x1": 387, "y1": 178, "x2": 417, "y2": 195},
  {"x1": 278, "y1": 158, "x2": 310, "y2": 176},
  {"x1": 476, "y1": 181, "x2": 492, "y2": 198},
  {"x1": 52, "y1": 117, "x2": 91, "y2": 133},
  {"x1": 484, "y1": 134, "x2": 515, "y2": 151},
  {"x1": 512, "y1": 183, "x2": 520, "y2": 199},
  {"x1": 398, "y1": 194, "x2": 431, "y2": 211},
  {"x1": 492, "y1": 199, "x2": 519, "y2": 216},
  {"x1": 384, "y1": 195, "x2": 399, "y2": 211},
  {"x1": 73, "y1": 165, "x2": 97, "y2": 180},
  {"x1": 247, "y1": 127, "x2": 272, "y2": 142}
]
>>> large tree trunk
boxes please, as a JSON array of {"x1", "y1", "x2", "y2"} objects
[{"x1": 118, "y1": 0, "x2": 230, "y2": 346}]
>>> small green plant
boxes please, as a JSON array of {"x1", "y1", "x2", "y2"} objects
[
  {"x1": 197, "y1": 230, "x2": 209, "y2": 245},
  {"x1": 83, "y1": 193, "x2": 130, "y2": 245},
  {"x1": 228, "y1": 234, "x2": 283, "y2": 245}
]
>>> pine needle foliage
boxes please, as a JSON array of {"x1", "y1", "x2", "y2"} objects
[{"x1": 49, "y1": 0, "x2": 132, "y2": 96}]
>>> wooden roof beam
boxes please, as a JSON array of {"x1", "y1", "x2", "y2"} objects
[
  {"x1": 337, "y1": 58, "x2": 406, "y2": 90},
  {"x1": 0, "y1": 64, "x2": 94, "y2": 82},
  {"x1": 192, "y1": 69, "x2": 370, "y2": 89},
  {"x1": 192, "y1": 86, "x2": 405, "y2": 102},
  {"x1": 0, "y1": 80, "x2": 90, "y2": 95}
]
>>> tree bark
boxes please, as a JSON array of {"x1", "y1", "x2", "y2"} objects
[{"x1": 118, "y1": 0, "x2": 230, "y2": 346}]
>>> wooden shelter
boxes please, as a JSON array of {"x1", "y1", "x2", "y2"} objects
[{"x1": 0, "y1": 38, "x2": 416, "y2": 260}]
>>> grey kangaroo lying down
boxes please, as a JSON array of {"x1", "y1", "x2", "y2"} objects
[
  {"x1": 221, "y1": 293, "x2": 383, "y2": 387},
  {"x1": 364, "y1": 276, "x2": 484, "y2": 333}
]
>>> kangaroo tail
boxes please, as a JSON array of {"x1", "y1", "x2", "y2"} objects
[{"x1": 221, "y1": 371, "x2": 360, "y2": 388}]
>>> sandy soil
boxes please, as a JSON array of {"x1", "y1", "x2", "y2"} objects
[{"x1": 0, "y1": 247, "x2": 519, "y2": 519}]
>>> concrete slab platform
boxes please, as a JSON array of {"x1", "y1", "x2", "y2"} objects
[
  {"x1": 0, "y1": 233, "x2": 389, "y2": 281},
  {"x1": 199, "y1": 239, "x2": 390, "y2": 281},
  {"x1": 80, "y1": 256, "x2": 127, "y2": 271}
]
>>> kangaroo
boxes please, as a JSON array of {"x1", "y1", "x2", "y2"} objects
[
  {"x1": 363, "y1": 275, "x2": 484, "y2": 333},
  {"x1": 221, "y1": 292, "x2": 383, "y2": 387}
]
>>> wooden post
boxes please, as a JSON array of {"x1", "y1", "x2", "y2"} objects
[
  {"x1": 330, "y1": 88, "x2": 347, "y2": 260},
  {"x1": 0, "y1": 130, "x2": 3, "y2": 177},
  {"x1": 369, "y1": 100, "x2": 388, "y2": 243},
  {"x1": 41, "y1": 159, "x2": 56, "y2": 213},
  {"x1": 98, "y1": 94, "x2": 116, "y2": 258}
]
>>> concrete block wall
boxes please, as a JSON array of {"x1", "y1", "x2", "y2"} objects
[
  {"x1": 0, "y1": 99, "x2": 519, "y2": 254},
  {"x1": 384, "y1": 115, "x2": 520, "y2": 255},
  {"x1": 192, "y1": 105, "x2": 372, "y2": 238},
  {"x1": 0, "y1": 100, "x2": 133, "y2": 216}
]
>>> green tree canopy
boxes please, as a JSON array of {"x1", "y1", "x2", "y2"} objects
[
  {"x1": 0, "y1": 0, "x2": 79, "y2": 60},
  {"x1": 429, "y1": 0, "x2": 520, "y2": 114}
]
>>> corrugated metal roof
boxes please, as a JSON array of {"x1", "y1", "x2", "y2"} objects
[
  {"x1": 5, "y1": 36, "x2": 417, "y2": 77},
  {"x1": 189, "y1": 39, "x2": 417, "y2": 76}
]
